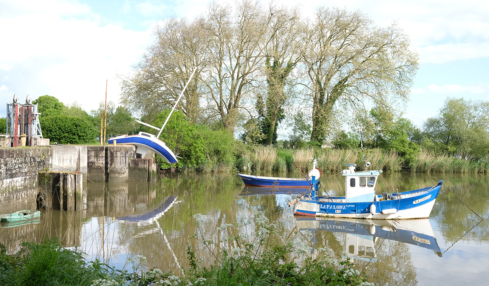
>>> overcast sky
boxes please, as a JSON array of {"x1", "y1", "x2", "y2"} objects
[{"x1": 1, "y1": 0, "x2": 488, "y2": 129}]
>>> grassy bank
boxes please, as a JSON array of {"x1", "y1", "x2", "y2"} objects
[
  {"x1": 0, "y1": 212, "x2": 372, "y2": 286},
  {"x1": 176, "y1": 144, "x2": 487, "y2": 174}
]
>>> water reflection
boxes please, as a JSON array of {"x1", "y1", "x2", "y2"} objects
[{"x1": 0, "y1": 172, "x2": 488, "y2": 285}]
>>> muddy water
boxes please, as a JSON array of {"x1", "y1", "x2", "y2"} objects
[{"x1": 0, "y1": 172, "x2": 488, "y2": 285}]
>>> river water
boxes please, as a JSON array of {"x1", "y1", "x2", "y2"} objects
[{"x1": 1, "y1": 172, "x2": 488, "y2": 285}]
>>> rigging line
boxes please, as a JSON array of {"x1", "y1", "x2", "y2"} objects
[
  {"x1": 155, "y1": 219, "x2": 184, "y2": 275},
  {"x1": 293, "y1": 161, "x2": 332, "y2": 199},
  {"x1": 442, "y1": 218, "x2": 484, "y2": 255},
  {"x1": 446, "y1": 187, "x2": 483, "y2": 219}
]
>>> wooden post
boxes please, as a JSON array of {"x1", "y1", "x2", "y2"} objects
[{"x1": 104, "y1": 79, "x2": 108, "y2": 145}]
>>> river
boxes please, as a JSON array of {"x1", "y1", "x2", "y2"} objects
[{"x1": 0, "y1": 172, "x2": 488, "y2": 285}]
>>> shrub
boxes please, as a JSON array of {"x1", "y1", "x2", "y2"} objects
[{"x1": 41, "y1": 115, "x2": 97, "y2": 144}]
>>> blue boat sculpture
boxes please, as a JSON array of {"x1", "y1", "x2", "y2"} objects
[
  {"x1": 109, "y1": 132, "x2": 178, "y2": 164},
  {"x1": 290, "y1": 161, "x2": 442, "y2": 219}
]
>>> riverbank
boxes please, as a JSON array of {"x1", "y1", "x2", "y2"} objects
[{"x1": 168, "y1": 146, "x2": 489, "y2": 174}]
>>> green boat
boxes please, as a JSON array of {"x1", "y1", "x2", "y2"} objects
[{"x1": 0, "y1": 210, "x2": 41, "y2": 223}]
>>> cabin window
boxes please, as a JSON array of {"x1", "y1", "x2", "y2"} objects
[
  {"x1": 350, "y1": 178, "x2": 356, "y2": 187},
  {"x1": 360, "y1": 177, "x2": 367, "y2": 187},
  {"x1": 368, "y1": 177, "x2": 376, "y2": 187},
  {"x1": 358, "y1": 246, "x2": 365, "y2": 256},
  {"x1": 349, "y1": 245, "x2": 355, "y2": 254}
]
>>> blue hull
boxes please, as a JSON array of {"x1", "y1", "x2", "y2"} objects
[
  {"x1": 108, "y1": 135, "x2": 177, "y2": 164},
  {"x1": 295, "y1": 181, "x2": 442, "y2": 219},
  {"x1": 238, "y1": 174, "x2": 310, "y2": 188}
]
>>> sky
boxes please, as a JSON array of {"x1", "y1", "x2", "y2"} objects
[{"x1": 1, "y1": 0, "x2": 488, "y2": 130}]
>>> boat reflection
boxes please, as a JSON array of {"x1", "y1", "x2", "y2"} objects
[
  {"x1": 239, "y1": 186, "x2": 308, "y2": 196},
  {"x1": 116, "y1": 196, "x2": 177, "y2": 226},
  {"x1": 296, "y1": 217, "x2": 442, "y2": 261}
]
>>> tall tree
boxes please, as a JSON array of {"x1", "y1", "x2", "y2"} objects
[
  {"x1": 258, "y1": 5, "x2": 301, "y2": 145},
  {"x1": 203, "y1": 0, "x2": 271, "y2": 133},
  {"x1": 299, "y1": 8, "x2": 418, "y2": 144},
  {"x1": 121, "y1": 18, "x2": 208, "y2": 124}
]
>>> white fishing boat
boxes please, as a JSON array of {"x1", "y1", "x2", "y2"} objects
[{"x1": 290, "y1": 161, "x2": 442, "y2": 220}]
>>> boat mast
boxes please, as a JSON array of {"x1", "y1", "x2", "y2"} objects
[{"x1": 157, "y1": 68, "x2": 197, "y2": 138}]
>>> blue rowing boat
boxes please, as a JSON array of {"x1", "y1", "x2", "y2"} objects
[
  {"x1": 108, "y1": 132, "x2": 178, "y2": 164},
  {"x1": 238, "y1": 173, "x2": 311, "y2": 188}
]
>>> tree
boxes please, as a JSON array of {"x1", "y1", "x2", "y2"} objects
[
  {"x1": 203, "y1": 1, "x2": 272, "y2": 133},
  {"x1": 152, "y1": 110, "x2": 205, "y2": 168},
  {"x1": 299, "y1": 8, "x2": 418, "y2": 144},
  {"x1": 0, "y1": 117, "x2": 6, "y2": 134},
  {"x1": 33, "y1": 95, "x2": 65, "y2": 117},
  {"x1": 288, "y1": 111, "x2": 312, "y2": 149},
  {"x1": 121, "y1": 18, "x2": 208, "y2": 124},
  {"x1": 424, "y1": 98, "x2": 489, "y2": 160},
  {"x1": 257, "y1": 5, "x2": 301, "y2": 145},
  {"x1": 91, "y1": 102, "x2": 137, "y2": 136}
]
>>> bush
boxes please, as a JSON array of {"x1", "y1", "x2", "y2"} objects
[
  {"x1": 0, "y1": 239, "x2": 119, "y2": 286},
  {"x1": 41, "y1": 115, "x2": 97, "y2": 144}
]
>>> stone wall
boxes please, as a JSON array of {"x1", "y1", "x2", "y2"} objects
[{"x1": 0, "y1": 147, "x2": 52, "y2": 213}]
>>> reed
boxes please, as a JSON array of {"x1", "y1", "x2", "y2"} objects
[
  {"x1": 410, "y1": 151, "x2": 488, "y2": 173},
  {"x1": 248, "y1": 146, "x2": 277, "y2": 172}
]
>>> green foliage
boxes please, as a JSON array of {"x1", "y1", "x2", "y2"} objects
[
  {"x1": 33, "y1": 95, "x2": 65, "y2": 117},
  {"x1": 0, "y1": 239, "x2": 119, "y2": 286},
  {"x1": 91, "y1": 101, "x2": 138, "y2": 137},
  {"x1": 0, "y1": 117, "x2": 6, "y2": 134},
  {"x1": 41, "y1": 115, "x2": 97, "y2": 144},
  {"x1": 240, "y1": 118, "x2": 266, "y2": 145},
  {"x1": 423, "y1": 98, "x2": 489, "y2": 160},
  {"x1": 287, "y1": 111, "x2": 312, "y2": 149},
  {"x1": 152, "y1": 110, "x2": 205, "y2": 168},
  {"x1": 333, "y1": 131, "x2": 360, "y2": 149}
]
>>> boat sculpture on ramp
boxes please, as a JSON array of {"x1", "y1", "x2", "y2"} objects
[
  {"x1": 108, "y1": 132, "x2": 177, "y2": 164},
  {"x1": 108, "y1": 68, "x2": 198, "y2": 165},
  {"x1": 290, "y1": 162, "x2": 442, "y2": 220}
]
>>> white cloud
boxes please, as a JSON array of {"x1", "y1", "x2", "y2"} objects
[
  {"x1": 0, "y1": 0, "x2": 152, "y2": 114},
  {"x1": 0, "y1": 85, "x2": 8, "y2": 92}
]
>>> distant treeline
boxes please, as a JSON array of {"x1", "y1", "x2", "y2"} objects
[{"x1": 1, "y1": 94, "x2": 488, "y2": 173}]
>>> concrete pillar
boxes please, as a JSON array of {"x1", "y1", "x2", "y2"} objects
[
  {"x1": 63, "y1": 173, "x2": 75, "y2": 211},
  {"x1": 87, "y1": 146, "x2": 106, "y2": 182},
  {"x1": 106, "y1": 146, "x2": 135, "y2": 182},
  {"x1": 129, "y1": 159, "x2": 150, "y2": 181}
]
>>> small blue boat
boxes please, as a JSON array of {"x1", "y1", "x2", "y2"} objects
[
  {"x1": 291, "y1": 162, "x2": 442, "y2": 220},
  {"x1": 109, "y1": 132, "x2": 178, "y2": 164},
  {"x1": 238, "y1": 173, "x2": 311, "y2": 188}
]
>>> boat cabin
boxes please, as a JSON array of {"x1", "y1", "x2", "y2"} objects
[{"x1": 341, "y1": 164, "x2": 382, "y2": 202}]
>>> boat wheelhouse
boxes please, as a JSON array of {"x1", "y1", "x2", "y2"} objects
[{"x1": 292, "y1": 163, "x2": 442, "y2": 219}]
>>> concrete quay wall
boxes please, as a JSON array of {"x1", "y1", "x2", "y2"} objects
[{"x1": 0, "y1": 147, "x2": 52, "y2": 207}]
